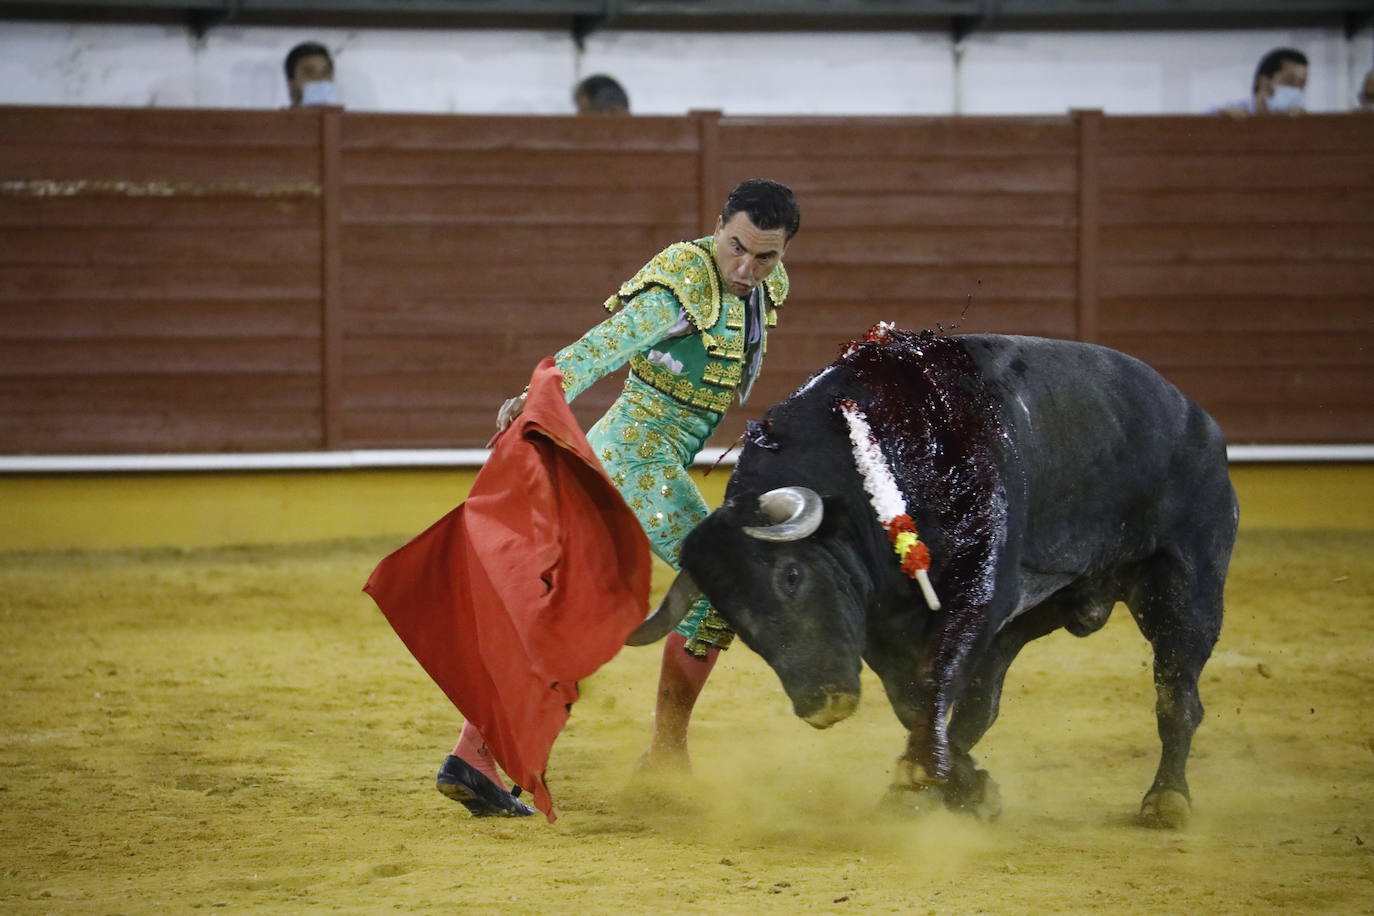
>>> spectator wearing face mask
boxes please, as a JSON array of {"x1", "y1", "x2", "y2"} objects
[
  {"x1": 1357, "y1": 68, "x2": 1374, "y2": 112},
  {"x1": 285, "y1": 41, "x2": 338, "y2": 108},
  {"x1": 1208, "y1": 47, "x2": 1308, "y2": 117}
]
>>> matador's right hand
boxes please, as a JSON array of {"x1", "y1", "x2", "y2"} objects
[{"x1": 495, "y1": 391, "x2": 527, "y2": 431}]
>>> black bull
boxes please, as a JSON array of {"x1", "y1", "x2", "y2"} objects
[{"x1": 634, "y1": 330, "x2": 1238, "y2": 829}]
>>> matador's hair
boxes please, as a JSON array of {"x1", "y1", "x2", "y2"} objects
[{"x1": 721, "y1": 178, "x2": 801, "y2": 241}]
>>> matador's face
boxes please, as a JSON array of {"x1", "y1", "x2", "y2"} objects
[{"x1": 712, "y1": 212, "x2": 788, "y2": 299}]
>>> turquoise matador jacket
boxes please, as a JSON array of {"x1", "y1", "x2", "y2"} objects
[{"x1": 551, "y1": 235, "x2": 790, "y2": 655}]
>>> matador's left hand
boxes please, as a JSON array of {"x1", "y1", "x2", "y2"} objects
[{"x1": 496, "y1": 392, "x2": 526, "y2": 431}]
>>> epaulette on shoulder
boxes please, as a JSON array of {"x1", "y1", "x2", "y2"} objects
[
  {"x1": 764, "y1": 261, "x2": 789, "y2": 308},
  {"x1": 611, "y1": 240, "x2": 721, "y2": 330}
]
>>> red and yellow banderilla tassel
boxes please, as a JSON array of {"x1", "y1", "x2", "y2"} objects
[{"x1": 884, "y1": 514, "x2": 940, "y2": 610}]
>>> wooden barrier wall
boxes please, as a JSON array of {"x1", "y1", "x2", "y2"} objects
[
  {"x1": 0, "y1": 108, "x2": 325, "y2": 452},
  {"x1": 1, "y1": 106, "x2": 1370, "y2": 454}
]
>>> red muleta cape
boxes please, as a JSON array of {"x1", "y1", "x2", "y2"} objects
[{"x1": 363, "y1": 358, "x2": 652, "y2": 821}]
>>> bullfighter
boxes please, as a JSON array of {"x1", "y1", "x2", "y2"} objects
[{"x1": 437, "y1": 178, "x2": 802, "y2": 817}]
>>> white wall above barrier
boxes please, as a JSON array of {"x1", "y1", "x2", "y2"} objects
[{"x1": 2, "y1": 19, "x2": 1371, "y2": 115}]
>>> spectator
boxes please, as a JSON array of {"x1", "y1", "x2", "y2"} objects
[
  {"x1": 1358, "y1": 68, "x2": 1374, "y2": 112},
  {"x1": 1209, "y1": 47, "x2": 1307, "y2": 117},
  {"x1": 574, "y1": 74, "x2": 630, "y2": 115},
  {"x1": 285, "y1": 41, "x2": 337, "y2": 108}
]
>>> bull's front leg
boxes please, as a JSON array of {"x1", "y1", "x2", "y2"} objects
[
  {"x1": 871, "y1": 605, "x2": 987, "y2": 816},
  {"x1": 891, "y1": 667, "x2": 1004, "y2": 820},
  {"x1": 867, "y1": 643, "x2": 955, "y2": 813},
  {"x1": 890, "y1": 699, "x2": 953, "y2": 807}
]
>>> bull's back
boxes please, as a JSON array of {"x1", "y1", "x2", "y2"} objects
[{"x1": 957, "y1": 334, "x2": 1233, "y2": 576}]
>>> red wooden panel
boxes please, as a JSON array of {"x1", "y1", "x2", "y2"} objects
[
  {"x1": 765, "y1": 302, "x2": 1077, "y2": 339},
  {"x1": 0, "y1": 105, "x2": 328, "y2": 455},
  {"x1": 1101, "y1": 225, "x2": 1374, "y2": 264},
  {"x1": 342, "y1": 149, "x2": 697, "y2": 189},
  {"x1": 787, "y1": 227, "x2": 1077, "y2": 266},
  {"x1": 1100, "y1": 152, "x2": 1373, "y2": 192},
  {"x1": 341, "y1": 185, "x2": 697, "y2": 227},
  {"x1": 321, "y1": 106, "x2": 343, "y2": 449},
  {"x1": 0, "y1": 264, "x2": 319, "y2": 303},
  {"x1": 1099, "y1": 298, "x2": 1373, "y2": 334},
  {"x1": 2, "y1": 107, "x2": 1370, "y2": 453},
  {"x1": 720, "y1": 117, "x2": 1077, "y2": 157},
  {"x1": 1098, "y1": 261, "x2": 1374, "y2": 299},
  {"x1": 1196, "y1": 405, "x2": 1374, "y2": 445},
  {"x1": 342, "y1": 404, "x2": 500, "y2": 446},
  {"x1": 0, "y1": 196, "x2": 320, "y2": 230},
  {"x1": 1101, "y1": 114, "x2": 1374, "y2": 154},
  {"x1": 5, "y1": 300, "x2": 320, "y2": 340},
  {"x1": 342, "y1": 114, "x2": 700, "y2": 152},
  {"x1": 350, "y1": 366, "x2": 555, "y2": 403},
  {"x1": 0, "y1": 375, "x2": 320, "y2": 412},
  {"x1": 343, "y1": 370, "x2": 493, "y2": 409},
  {"x1": 341, "y1": 297, "x2": 575, "y2": 338},
  {"x1": 0, "y1": 144, "x2": 320, "y2": 183},
  {"x1": 1157, "y1": 366, "x2": 1374, "y2": 407},
  {"x1": 1100, "y1": 331, "x2": 1373, "y2": 369},
  {"x1": 789, "y1": 263, "x2": 1076, "y2": 301},
  {"x1": 340, "y1": 224, "x2": 662, "y2": 275},
  {"x1": 0, "y1": 338, "x2": 321, "y2": 376},
  {"x1": 1091, "y1": 112, "x2": 1373, "y2": 449},
  {"x1": 1101, "y1": 189, "x2": 1374, "y2": 225},
  {"x1": 796, "y1": 192, "x2": 1077, "y2": 228},
  {"x1": 1075, "y1": 107, "x2": 1102, "y2": 344},
  {"x1": 696, "y1": 111, "x2": 722, "y2": 238},
  {"x1": 342, "y1": 395, "x2": 618, "y2": 449},
  {"x1": 0, "y1": 227, "x2": 319, "y2": 266},
  {"x1": 0, "y1": 408, "x2": 323, "y2": 454},
  {"x1": 0, "y1": 107, "x2": 320, "y2": 148},
  {"x1": 342, "y1": 330, "x2": 594, "y2": 375},
  {"x1": 721, "y1": 154, "x2": 1077, "y2": 194},
  {"x1": 340, "y1": 261, "x2": 658, "y2": 303}
]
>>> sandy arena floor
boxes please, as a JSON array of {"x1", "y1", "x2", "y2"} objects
[{"x1": 1, "y1": 528, "x2": 1371, "y2": 914}]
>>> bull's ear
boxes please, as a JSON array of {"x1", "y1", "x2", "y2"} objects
[{"x1": 625, "y1": 571, "x2": 702, "y2": 646}]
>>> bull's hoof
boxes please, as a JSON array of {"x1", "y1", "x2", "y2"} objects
[
  {"x1": 881, "y1": 757, "x2": 949, "y2": 817},
  {"x1": 951, "y1": 769, "x2": 1002, "y2": 822},
  {"x1": 878, "y1": 783, "x2": 945, "y2": 819},
  {"x1": 1138, "y1": 789, "x2": 1190, "y2": 829},
  {"x1": 634, "y1": 745, "x2": 692, "y2": 775}
]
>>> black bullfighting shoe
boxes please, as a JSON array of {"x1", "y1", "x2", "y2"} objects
[{"x1": 435, "y1": 755, "x2": 534, "y2": 818}]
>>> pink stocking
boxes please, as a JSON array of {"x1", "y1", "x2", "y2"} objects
[{"x1": 452, "y1": 720, "x2": 508, "y2": 790}]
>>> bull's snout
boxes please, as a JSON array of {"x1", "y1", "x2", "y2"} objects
[{"x1": 797, "y1": 690, "x2": 860, "y2": 729}]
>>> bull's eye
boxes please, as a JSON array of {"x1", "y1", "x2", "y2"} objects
[{"x1": 778, "y1": 563, "x2": 803, "y2": 598}]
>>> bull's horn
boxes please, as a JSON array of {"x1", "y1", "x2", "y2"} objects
[
  {"x1": 742, "y1": 486, "x2": 823, "y2": 542},
  {"x1": 625, "y1": 570, "x2": 702, "y2": 646}
]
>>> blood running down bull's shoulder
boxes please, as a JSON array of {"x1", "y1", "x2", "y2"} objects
[
  {"x1": 724, "y1": 325, "x2": 1011, "y2": 614},
  {"x1": 822, "y1": 326, "x2": 1010, "y2": 611}
]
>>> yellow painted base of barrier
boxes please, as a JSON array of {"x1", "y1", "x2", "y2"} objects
[{"x1": 0, "y1": 464, "x2": 1368, "y2": 552}]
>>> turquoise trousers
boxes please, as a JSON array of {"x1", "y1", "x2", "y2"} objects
[{"x1": 585, "y1": 374, "x2": 733, "y2": 656}]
